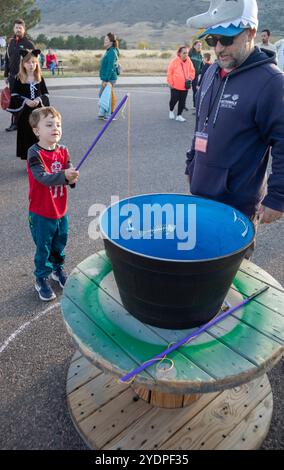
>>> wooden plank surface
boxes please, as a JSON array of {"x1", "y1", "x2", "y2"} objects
[
  {"x1": 77, "y1": 388, "x2": 152, "y2": 449},
  {"x1": 233, "y1": 271, "x2": 284, "y2": 316},
  {"x1": 68, "y1": 372, "x2": 128, "y2": 423},
  {"x1": 159, "y1": 375, "x2": 270, "y2": 450},
  {"x1": 62, "y1": 295, "x2": 153, "y2": 384},
  {"x1": 93, "y1": 270, "x2": 264, "y2": 389},
  {"x1": 214, "y1": 393, "x2": 273, "y2": 450},
  {"x1": 62, "y1": 251, "x2": 284, "y2": 393},
  {"x1": 240, "y1": 259, "x2": 283, "y2": 290},
  {"x1": 67, "y1": 355, "x2": 102, "y2": 395},
  {"x1": 66, "y1": 353, "x2": 273, "y2": 450},
  {"x1": 64, "y1": 266, "x2": 216, "y2": 391}
]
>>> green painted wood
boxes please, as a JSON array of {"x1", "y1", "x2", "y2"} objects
[
  {"x1": 62, "y1": 251, "x2": 284, "y2": 391},
  {"x1": 64, "y1": 268, "x2": 214, "y2": 387},
  {"x1": 240, "y1": 260, "x2": 283, "y2": 290},
  {"x1": 79, "y1": 253, "x2": 284, "y2": 377},
  {"x1": 97, "y1": 250, "x2": 112, "y2": 264},
  {"x1": 76, "y1": 253, "x2": 112, "y2": 285},
  {"x1": 81, "y1": 257, "x2": 259, "y2": 383},
  {"x1": 230, "y1": 301, "x2": 284, "y2": 346},
  {"x1": 61, "y1": 294, "x2": 151, "y2": 382},
  {"x1": 232, "y1": 271, "x2": 284, "y2": 317},
  {"x1": 208, "y1": 315, "x2": 283, "y2": 367}
]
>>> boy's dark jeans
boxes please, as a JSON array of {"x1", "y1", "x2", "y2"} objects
[{"x1": 29, "y1": 212, "x2": 68, "y2": 279}]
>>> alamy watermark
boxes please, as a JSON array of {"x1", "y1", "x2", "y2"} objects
[{"x1": 88, "y1": 195, "x2": 197, "y2": 251}]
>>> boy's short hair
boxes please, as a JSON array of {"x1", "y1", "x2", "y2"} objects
[
  {"x1": 29, "y1": 106, "x2": 62, "y2": 128},
  {"x1": 203, "y1": 52, "x2": 211, "y2": 61}
]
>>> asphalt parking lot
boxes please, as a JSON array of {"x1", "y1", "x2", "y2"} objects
[{"x1": 0, "y1": 87, "x2": 283, "y2": 449}]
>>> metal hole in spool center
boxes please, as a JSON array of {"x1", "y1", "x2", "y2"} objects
[{"x1": 100, "y1": 194, "x2": 255, "y2": 329}]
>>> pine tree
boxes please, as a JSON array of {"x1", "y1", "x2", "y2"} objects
[{"x1": 0, "y1": 0, "x2": 40, "y2": 37}]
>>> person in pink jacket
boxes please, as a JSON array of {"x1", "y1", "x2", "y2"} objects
[{"x1": 167, "y1": 46, "x2": 195, "y2": 122}]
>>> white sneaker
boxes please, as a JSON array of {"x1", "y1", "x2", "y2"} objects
[
  {"x1": 169, "y1": 111, "x2": 175, "y2": 120},
  {"x1": 176, "y1": 115, "x2": 186, "y2": 122}
]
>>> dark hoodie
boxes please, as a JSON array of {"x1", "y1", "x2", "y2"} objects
[
  {"x1": 185, "y1": 47, "x2": 284, "y2": 217},
  {"x1": 4, "y1": 35, "x2": 35, "y2": 78}
]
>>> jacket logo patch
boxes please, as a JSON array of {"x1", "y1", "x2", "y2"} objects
[{"x1": 220, "y1": 93, "x2": 239, "y2": 109}]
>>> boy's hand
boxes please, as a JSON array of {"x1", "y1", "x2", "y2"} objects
[{"x1": 65, "y1": 168, "x2": 79, "y2": 183}]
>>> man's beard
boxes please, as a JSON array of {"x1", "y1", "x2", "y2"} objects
[
  {"x1": 217, "y1": 55, "x2": 241, "y2": 69},
  {"x1": 217, "y1": 43, "x2": 249, "y2": 70}
]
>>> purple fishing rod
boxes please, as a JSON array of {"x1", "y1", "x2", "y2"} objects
[
  {"x1": 76, "y1": 93, "x2": 129, "y2": 171},
  {"x1": 120, "y1": 285, "x2": 269, "y2": 383}
]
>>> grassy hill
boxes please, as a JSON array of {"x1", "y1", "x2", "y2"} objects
[{"x1": 32, "y1": 0, "x2": 283, "y2": 46}]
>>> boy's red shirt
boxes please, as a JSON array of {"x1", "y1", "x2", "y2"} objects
[{"x1": 27, "y1": 144, "x2": 70, "y2": 219}]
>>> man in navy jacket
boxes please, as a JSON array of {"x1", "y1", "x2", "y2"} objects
[{"x1": 185, "y1": 24, "x2": 284, "y2": 224}]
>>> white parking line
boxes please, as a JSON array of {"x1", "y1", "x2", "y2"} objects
[
  {"x1": 0, "y1": 302, "x2": 60, "y2": 355},
  {"x1": 53, "y1": 89, "x2": 168, "y2": 101},
  {"x1": 53, "y1": 95, "x2": 99, "y2": 100}
]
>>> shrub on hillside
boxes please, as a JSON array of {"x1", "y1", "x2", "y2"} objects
[
  {"x1": 160, "y1": 52, "x2": 171, "y2": 59},
  {"x1": 136, "y1": 53, "x2": 158, "y2": 59},
  {"x1": 69, "y1": 54, "x2": 81, "y2": 66},
  {"x1": 80, "y1": 59, "x2": 100, "y2": 72}
]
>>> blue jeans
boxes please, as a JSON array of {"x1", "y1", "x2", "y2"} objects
[{"x1": 29, "y1": 212, "x2": 68, "y2": 279}]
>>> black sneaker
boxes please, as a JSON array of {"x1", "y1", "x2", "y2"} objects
[
  {"x1": 184, "y1": 107, "x2": 189, "y2": 111},
  {"x1": 51, "y1": 268, "x2": 67, "y2": 288},
  {"x1": 5, "y1": 124, "x2": 17, "y2": 132},
  {"x1": 35, "y1": 277, "x2": 56, "y2": 301}
]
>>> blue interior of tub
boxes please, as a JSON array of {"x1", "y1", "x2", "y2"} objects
[{"x1": 100, "y1": 194, "x2": 255, "y2": 261}]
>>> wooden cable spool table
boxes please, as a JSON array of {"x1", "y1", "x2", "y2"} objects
[{"x1": 61, "y1": 250, "x2": 284, "y2": 450}]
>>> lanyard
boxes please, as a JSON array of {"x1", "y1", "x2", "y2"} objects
[{"x1": 200, "y1": 76, "x2": 225, "y2": 132}]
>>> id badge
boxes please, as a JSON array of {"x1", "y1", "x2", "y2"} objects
[{"x1": 195, "y1": 132, "x2": 208, "y2": 153}]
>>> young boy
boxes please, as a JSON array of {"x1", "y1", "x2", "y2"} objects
[{"x1": 27, "y1": 106, "x2": 79, "y2": 301}]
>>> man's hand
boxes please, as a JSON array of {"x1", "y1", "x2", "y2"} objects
[
  {"x1": 65, "y1": 168, "x2": 79, "y2": 184},
  {"x1": 258, "y1": 205, "x2": 283, "y2": 224}
]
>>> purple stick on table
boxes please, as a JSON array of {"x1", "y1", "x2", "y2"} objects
[
  {"x1": 120, "y1": 285, "x2": 269, "y2": 383},
  {"x1": 75, "y1": 93, "x2": 129, "y2": 171}
]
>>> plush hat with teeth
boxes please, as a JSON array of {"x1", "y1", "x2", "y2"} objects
[{"x1": 186, "y1": 0, "x2": 259, "y2": 36}]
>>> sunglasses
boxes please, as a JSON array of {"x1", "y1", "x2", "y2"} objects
[{"x1": 205, "y1": 32, "x2": 242, "y2": 47}]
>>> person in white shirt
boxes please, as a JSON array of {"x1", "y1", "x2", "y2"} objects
[
  {"x1": 256, "y1": 29, "x2": 276, "y2": 53},
  {"x1": 275, "y1": 39, "x2": 284, "y2": 71}
]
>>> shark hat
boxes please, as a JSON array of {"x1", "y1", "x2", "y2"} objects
[
  {"x1": 198, "y1": 24, "x2": 247, "y2": 38},
  {"x1": 186, "y1": 0, "x2": 259, "y2": 34}
]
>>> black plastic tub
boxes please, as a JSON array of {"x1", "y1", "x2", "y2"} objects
[{"x1": 100, "y1": 194, "x2": 255, "y2": 329}]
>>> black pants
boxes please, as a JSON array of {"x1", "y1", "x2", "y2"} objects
[
  {"x1": 192, "y1": 76, "x2": 199, "y2": 108},
  {"x1": 169, "y1": 88, "x2": 188, "y2": 116}
]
